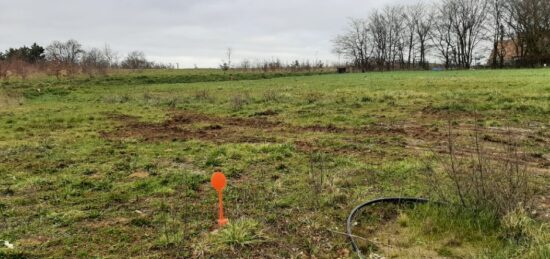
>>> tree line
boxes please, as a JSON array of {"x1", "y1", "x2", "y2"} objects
[
  {"x1": 218, "y1": 47, "x2": 327, "y2": 73},
  {"x1": 333, "y1": 0, "x2": 550, "y2": 71},
  {"x1": 0, "y1": 39, "x2": 172, "y2": 80}
]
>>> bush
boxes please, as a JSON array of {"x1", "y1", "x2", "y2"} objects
[
  {"x1": 304, "y1": 91, "x2": 323, "y2": 104},
  {"x1": 194, "y1": 89, "x2": 211, "y2": 101},
  {"x1": 424, "y1": 119, "x2": 534, "y2": 217},
  {"x1": 230, "y1": 93, "x2": 250, "y2": 110},
  {"x1": 262, "y1": 89, "x2": 280, "y2": 102}
]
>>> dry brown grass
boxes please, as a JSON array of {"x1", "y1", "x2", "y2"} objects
[{"x1": 0, "y1": 89, "x2": 24, "y2": 109}]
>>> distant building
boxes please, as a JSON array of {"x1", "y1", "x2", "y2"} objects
[
  {"x1": 487, "y1": 39, "x2": 522, "y2": 66},
  {"x1": 336, "y1": 67, "x2": 347, "y2": 73},
  {"x1": 488, "y1": 34, "x2": 550, "y2": 67}
]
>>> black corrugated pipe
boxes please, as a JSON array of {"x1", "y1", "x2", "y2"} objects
[{"x1": 346, "y1": 197, "x2": 434, "y2": 258}]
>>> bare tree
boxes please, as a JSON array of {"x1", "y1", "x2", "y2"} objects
[
  {"x1": 505, "y1": 0, "x2": 550, "y2": 66},
  {"x1": 385, "y1": 5, "x2": 406, "y2": 69},
  {"x1": 415, "y1": 4, "x2": 434, "y2": 69},
  {"x1": 403, "y1": 4, "x2": 422, "y2": 68},
  {"x1": 102, "y1": 44, "x2": 118, "y2": 68},
  {"x1": 488, "y1": 0, "x2": 508, "y2": 68},
  {"x1": 239, "y1": 59, "x2": 251, "y2": 70},
  {"x1": 328, "y1": 0, "x2": 550, "y2": 70},
  {"x1": 45, "y1": 39, "x2": 83, "y2": 65},
  {"x1": 333, "y1": 18, "x2": 371, "y2": 71},
  {"x1": 45, "y1": 39, "x2": 83, "y2": 77},
  {"x1": 335, "y1": 5, "x2": 421, "y2": 71},
  {"x1": 121, "y1": 51, "x2": 152, "y2": 69},
  {"x1": 432, "y1": 3, "x2": 457, "y2": 68},
  {"x1": 220, "y1": 47, "x2": 232, "y2": 71},
  {"x1": 445, "y1": 0, "x2": 490, "y2": 69},
  {"x1": 369, "y1": 10, "x2": 389, "y2": 70},
  {"x1": 226, "y1": 48, "x2": 232, "y2": 68},
  {"x1": 368, "y1": 6, "x2": 407, "y2": 70},
  {"x1": 81, "y1": 48, "x2": 110, "y2": 77},
  {"x1": 333, "y1": 0, "x2": 550, "y2": 70}
]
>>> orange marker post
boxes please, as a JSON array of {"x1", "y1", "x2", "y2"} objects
[{"x1": 211, "y1": 172, "x2": 229, "y2": 227}]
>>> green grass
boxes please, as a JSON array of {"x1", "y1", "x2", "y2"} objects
[{"x1": 0, "y1": 69, "x2": 549, "y2": 257}]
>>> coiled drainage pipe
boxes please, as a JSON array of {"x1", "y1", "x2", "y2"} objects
[{"x1": 346, "y1": 197, "x2": 432, "y2": 258}]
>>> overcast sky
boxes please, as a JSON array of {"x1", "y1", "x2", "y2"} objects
[{"x1": 1, "y1": 0, "x2": 426, "y2": 68}]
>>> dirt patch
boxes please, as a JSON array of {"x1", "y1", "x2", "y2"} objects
[
  {"x1": 168, "y1": 111, "x2": 282, "y2": 128},
  {"x1": 102, "y1": 111, "x2": 549, "y2": 169},
  {"x1": 82, "y1": 217, "x2": 130, "y2": 229},
  {"x1": 129, "y1": 171, "x2": 150, "y2": 178},
  {"x1": 252, "y1": 109, "x2": 279, "y2": 116},
  {"x1": 104, "y1": 112, "x2": 141, "y2": 123},
  {"x1": 111, "y1": 125, "x2": 401, "y2": 170},
  {"x1": 102, "y1": 111, "x2": 401, "y2": 145},
  {"x1": 102, "y1": 111, "x2": 284, "y2": 143},
  {"x1": 17, "y1": 236, "x2": 50, "y2": 247},
  {"x1": 300, "y1": 123, "x2": 345, "y2": 133}
]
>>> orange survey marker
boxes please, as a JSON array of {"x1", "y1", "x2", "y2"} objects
[{"x1": 211, "y1": 172, "x2": 229, "y2": 227}]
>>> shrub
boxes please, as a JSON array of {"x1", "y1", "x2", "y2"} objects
[
  {"x1": 308, "y1": 152, "x2": 329, "y2": 196},
  {"x1": 361, "y1": 96, "x2": 374, "y2": 103},
  {"x1": 194, "y1": 89, "x2": 211, "y2": 101},
  {"x1": 230, "y1": 93, "x2": 250, "y2": 110},
  {"x1": 304, "y1": 91, "x2": 323, "y2": 104},
  {"x1": 424, "y1": 119, "x2": 534, "y2": 217},
  {"x1": 262, "y1": 89, "x2": 280, "y2": 102}
]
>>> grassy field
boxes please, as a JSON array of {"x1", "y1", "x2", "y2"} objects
[{"x1": 1, "y1": 69, "x2": 549, "y2": 258}]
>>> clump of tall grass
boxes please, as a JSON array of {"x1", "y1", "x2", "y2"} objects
[
  {"x1": 230, "y1": 93, "x2": 251, "y2": 110},
  {"x1": 213, "y1": 218, "x2": 266, "y2": 248},
  {"x1": 304, "y1": 91, "x2": 323, "y2": 104},
  {"x1": 193, "y1": 218, "x2": 267, "y2": 255},
  {"x1": 262, "y1": 89, "x2": 280, "y2": 102},
  {"x1": 0, "y1": 89, "x2": 25, "y2": 108},
  {"x1": 103, "y1": 94, "x2": 131, "y2": 103},
  {"x1": 194, "y1": 89, "x2": 212, "y2": 101},
  {"x1": 307, "y1": 152, "x2": 347, "y2": 207},
  {"x1": 499, "y1": 208, "x2": 550, "y2": 258}
]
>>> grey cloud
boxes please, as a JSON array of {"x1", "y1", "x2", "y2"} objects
[{"x1": 0, "y1": 0, "x2": 425, "y2": 67}]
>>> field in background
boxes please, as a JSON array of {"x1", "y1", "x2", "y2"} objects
[
  {"x1": 1, "y1": 69, "x2": 549, "y2": 258},
  {"x1": 2, "y1": 68, "x2": 333, "y2": 87}
]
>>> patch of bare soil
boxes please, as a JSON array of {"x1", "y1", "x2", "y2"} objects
[
  {"x1": 17, "y1": 236, "x2": 50, "y2": 248},
  {"x1": 102, "y1": 111, "x2": 405, "y2": 146},
  {"x1": 102, "y1": 111, "x2": 549, "y2": 169},
  {"x1": 102, "y1": 111, "x2": 282, "y2": 143},
  {"x1": 129, "y1": 171, "x2": 150, "y2": 178},
  {"x1": 82, "y1": 217, "x2": 130, "y2": 229}
]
